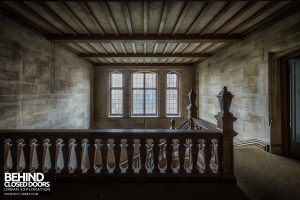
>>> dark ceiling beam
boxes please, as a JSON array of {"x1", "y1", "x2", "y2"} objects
[
  {"x1": 79, "y1": 53, "x2": 211, "y2": 58},
  {"x1": 47, "y1": 34, "x2": 244, "y2": 43},
  {"x1": 95, "y1": 63, "x2": 196, "y2": 67}
]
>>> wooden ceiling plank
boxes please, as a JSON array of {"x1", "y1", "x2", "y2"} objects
[
  {"x1": 0, "y1": 2, "x2": 47, "y2": 34},
  {"x1": 47, "y1": 34, "x2": 244, "y2": 43},
  {"x1": 120, "y1": 43, "x2": 127, "y2": 54},
  {"x1": 185, "y1": 1, "x2": 209, "y2": 35},
  {"x1": 122, "y1": 1, "x2": 133, "y2": 35},
  {"x1": 144, "y1": 1, "x2": 148, "y2": 36},
  {"x1": 79, "y1": 2, "x2": 105, "y2": 35},
  {"x1": 172, "y1": 43, "x2": 181, "y2": 54},
  {"x1": 109, "y1": 43, "x2": 118, "y2": 54},
  {"x1": 198, "y1": 43, "x2": 215, "y2": 53},
  {"x1": 242, "y1": 1, "x2": 300, "y2": 35},
  {"x1": 153, "y1": 43, "x2": 159, "y2": 54},
  {"x1": 14, "y1": 1, "x2": 63, "y2": 34},
  {"x1": 199, "y1": 1, "x2": 234, "y2": 34},
  {"x1": 172, "y1": 1, "x2": 193, "y2": 35},
  {"x1": 74, "y1": 43, "x2": 91, "y2": 54},
  {"x1": 61, "y1": 2, "x2": 92, "y2": 35},
  {"x1": 158, "y1": 1, "x2": 171, "y2": 35},
  {"x1": 132, "y1": 43, "x2": 137, "y2": 54},
  {"x1": 79, "y1": 52, "x2": 211, "y2": 58},
  {"x1": 214, "y1": 1, "x2": 256, "y2": 34},
  {"x1": 101, "y1": 2, "x2": 119, "y2": 35},
  {"x1": 144, "y1": 43, "x2": 147, "y2": 54},
  {"x1": 38, "y1": 2, "x2": 77, "y2": 34},
  {"x1": 228, "y1": 1, "x2": 278, "y2": 34},
  {"x1": 87, "y1": 43, "x2": 99, "y2": 53},
  {"x1": 190, "y1": 43, "x2": 203, "y2": 54},
  {"x1": 95, "y1": 63, "x2": 195, "y2": 67},
  {"x1": 163, "y1": 43, "x2": 170, "y2": 54},
  {"x1": 61, "y1": 43, "x2": 80, "y2": 54}
]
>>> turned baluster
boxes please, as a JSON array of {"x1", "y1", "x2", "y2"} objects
[
  {"x1": 42, "y1": 139, "x2": 52, "y2": 173},
  {"x1": 152, "y1": 138, "x2": 160, "y2": 174},
  {"x1": 127, "y1": 139, "x2": 134, "y2": 174},
  {"x1": 114, "y1": 138, "x2": 121, "y2": 174},
  {"x1": 16, "y1": 139, "x2": 26, "y2": 172},
  {"x1": 81, "y1": 139, "x2": 90, "y2": 174},
  {"x1": 4, "y1": 139, "x2": 13, "y2": 172},
  {"x1": 179, "y1": 139, "x2": 186, "y2": 174},
  {"x1": 94, "y1": 139, "x2": 103, "y2": 173},
  {"x1": 55, "y1": 139, "x2": 64, "y2": 173},
  {"x1": 203, "y1": 139, "x2": 213, "y2": 173},
  {"x1": 68, "y1": 139, "x2": 77, "y2": 174},
  {"x1": 166, "y1": 138, "x2": 173, "y2": 174},
  {"x1": 101, "y1": 139, "x2": 108, "y2": 174},
  {"x1": 191, "y1": 139, "x2": 199, "y2": 174},
  {"x1": 29, "y1": 139, "x2": 39, "y2": 172},
  {"x1": 139, "y1": 139, "x2": 147, "y2": 174}
]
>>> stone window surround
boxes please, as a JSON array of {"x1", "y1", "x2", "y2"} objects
[{"x1": 107, "y1": 70, "x2": 182, "y2": 119}]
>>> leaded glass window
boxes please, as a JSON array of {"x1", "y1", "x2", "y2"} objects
[
  {"x1": 166, "y1": 73, "x2": 180, "y2": 116},
  {"x1": 110, "y1": 72, "x2": 123, "y2": 116},
  {"x1": 132, "y1": 72, "x2": 157, "y2": 116}
]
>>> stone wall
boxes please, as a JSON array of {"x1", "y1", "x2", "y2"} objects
[
  {"x1": 0, "y1": 15, "x2": 93, "y2": 129},
  {"x1": 196, "y1": 11, "x2": 300, "y2": 145},
  {"x1": 94, "y1": 66, "x2": 195, "y2": 129}
]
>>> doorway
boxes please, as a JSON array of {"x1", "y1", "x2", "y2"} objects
[
  {"x1": 269, "y1": 48, "x2": 300, "y2": 158},
  {"x1": 288, "y1": 59, "x2": 300, "y2": 159}
]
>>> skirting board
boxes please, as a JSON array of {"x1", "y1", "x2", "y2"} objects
[{"x1": 234, "y1": 139, "x2": 270, "y2": 152}]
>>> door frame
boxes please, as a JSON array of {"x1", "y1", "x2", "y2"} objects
[{"x1": 269, "y1": 47, "x2": 300, "y2": 155}]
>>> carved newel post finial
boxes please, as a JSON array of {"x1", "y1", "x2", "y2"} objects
[
  {"x1": 187, "y1": 89, "x2": 198, "y2": 118},
  {"x1": 215, "y1": 86, "x2": 237, "y2": 134}
]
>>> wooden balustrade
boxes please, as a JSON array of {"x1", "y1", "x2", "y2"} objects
[
  {"x1": 1, "y1": 87, "x2": 237, "y2": 182},
  {"x1": 2, "y1": 130, "x2": 222, "y2": 180}
]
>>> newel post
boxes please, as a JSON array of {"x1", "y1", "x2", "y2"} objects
[{"x1": 215, "y1": 87, "x2": 237, "y2": 182}]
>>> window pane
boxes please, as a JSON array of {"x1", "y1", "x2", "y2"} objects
[
  {"x1": 132, "y1": 89, "x2": 144, "y2": 114},
  {"x1": 167, "y1": 73, "x2": 178, "y2": 88},
  {"x1": 111, "y1": 73, "x2": 123, "y2": 87},
  {"x1": 111, "y1": 89, "x2": 123, "y2": 115},
  {"x1": 166, "y1": 89, "x2": 178, "y2": 115},
  {"x1": 145, "y1": 73, "x2": 156, "y2": 88},
  {"x1": 145, "y1": 89, "x2": 156, "y2": 114},
  {"x1": 133, "y1": 73, "x2": 144, "y2": 88}
]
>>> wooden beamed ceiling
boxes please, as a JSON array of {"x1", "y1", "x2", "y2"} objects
[{"x1": 0, "y1": 0, "x2": 298, "y2": 67}]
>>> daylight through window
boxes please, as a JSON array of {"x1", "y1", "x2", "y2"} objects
[
  {"x1": 132, "y1": 72, "x2": 157, "y2": 116},
  {"x1": 166, "y1": 73, "x2": 180, "y2": 116},
  {"x1": 110, "y1": 72, "x2": 123, "y2": 116}
]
